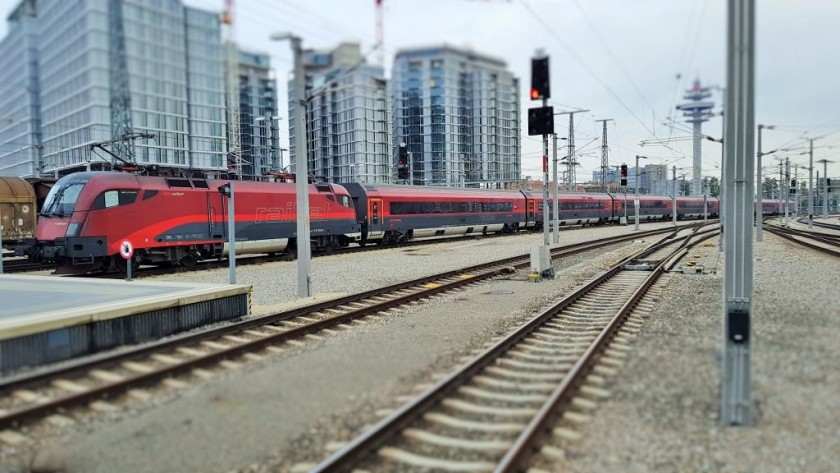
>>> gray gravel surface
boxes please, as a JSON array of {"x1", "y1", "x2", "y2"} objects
[
  {"x1": 537, "y1": 232, "x2": 839, "y2": 473},
  {"x1": 9, "y1": 224, "x2": 675, "y2": 473}
]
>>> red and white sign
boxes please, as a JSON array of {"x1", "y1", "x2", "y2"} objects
[{"x1": 119, "y1": 240, "x2": 134, "y2": 260}]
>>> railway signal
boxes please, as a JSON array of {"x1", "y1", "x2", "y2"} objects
[
  {"x1": 790, "y1": 179, "x2": 796, "y2": 194},
  {"x1": 527, "y1": 53, "x2": 553, "y2": 137},
  {"x1": 528, "y1": 51, "x2": 553, "y2": 278},
  {"x1": 530, "y1": 56, "x2": 550, "y2": 100},
  {"x1": 620, "y1": 164, "x2": 628, "y2": 187}
]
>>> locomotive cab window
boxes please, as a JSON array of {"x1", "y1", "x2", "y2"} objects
[
  {"x1": 91, "y1": 189, "x2": 139, "y2": 210},
  {"x1": 340, "y1": 195, "x2": 352, "y2": 207},
  {"x1": 41, "y1": 181, "x2": 87, "y2": 217}
]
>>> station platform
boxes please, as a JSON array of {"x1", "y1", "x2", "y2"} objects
[{"x1": 0, "y1": 275, "x2": 251, "y2": 373}]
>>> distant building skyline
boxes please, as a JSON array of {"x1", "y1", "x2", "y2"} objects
[
  {"x1": 237, "y1": 48, "x2": 280, "y2": 178},
  {"x1": 289, "y1": 42, "x2": 390, "y2": 184},
  {"x1": 391, "y1": 45, "x2": 520, "y2": 187}
]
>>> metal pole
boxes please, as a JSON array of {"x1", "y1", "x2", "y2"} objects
[
  {"x1": 721, "y1": 0, "x2": 755, "y2": 427},
  {"x1": 808, "y1": 139, "x2": 814, "y2": 228},
  {"x1": 634, "y1": 155, "x2": 644, "y2": 230},
  {"x1": 542, "y1": 98, "x2": 550, "y2": 246},
  {"x1": 784, "y1": 158, "x2": 790, "y2": 226},
  {"x1": 819, "y1": 159, "x2": 831, "y2": 219},
  {"x1": 228, "y1": 182, "x2": 236, "y2": 284},
  {"x1": 552, "y1": 134, "x2": 559, "y2": 244},
  {"x1": 672, "y1": 166, "x2": 677, "y2": 226},
  {"x1": 756, "y1": 125, "x2": 763, "y2": 241},
  {"x1": 704, "y1": 178, "x2": 709, "y2": 221},
  {"x1": 794, "y1": 165, "x2": 799, "y2": 216},
  {"x1": 623, "y1": 185, "x2": 627, "y2": 224},
  {"x1": 408, "y1": 151, "x2": 413, "y2": 186},
  {"x1": 0, "y1": 209, "x2": 4, "y2": 274},
  {"x1": 291, "y1": 36, "x2": 311, "y2": 297}
]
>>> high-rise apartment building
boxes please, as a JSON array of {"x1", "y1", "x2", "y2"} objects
[
  {"x1": 237, "y1": 49, "x2": 280, "y2": 178},
  {"x1": 303, "y1": 42, "x2": 363, "y2": 78},
  {"x1": 391, "y1": 45, "x2": 520, "y2": 187},
  {"x1": 0, "y1": 0, "x2": 229, "y2": 177},
  {"x1": 289, "y1": 43, "x2": 390, "y2": 184},
  {"x1": 0, "y1": 0, "x2": 41, "y2": 177}
]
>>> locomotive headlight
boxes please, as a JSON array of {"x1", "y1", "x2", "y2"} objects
[{"x1": 66, "y1": 222, "x2": 81, "y2": 237}]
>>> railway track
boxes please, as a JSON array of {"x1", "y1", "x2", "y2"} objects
[
  {"x1": 3, "y1": 231, "x2": 520, "y2": 276},
  {"x1": 806, "y1": 219, "x2": 840, "y2": 232},
  {"x1": 765, "y1": 223, "x2": 840, "y2": 257},
  {"x1": 0, "y1": 224, "x2": 693, "y2": 434},
  {"x1": 310, "y1": 226, "x2": 710, "y2": 473},
  {"x1": 3, "y1": 219, "x2": 717, "y2": 277}
]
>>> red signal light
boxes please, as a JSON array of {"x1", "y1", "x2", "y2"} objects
[{"x1": 530, "y1": 88, "x2": 540, "y2": 100}]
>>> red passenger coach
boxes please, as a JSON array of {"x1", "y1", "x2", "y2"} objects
[
  {"x1": 343, "y1": 183, "x2": 527, "y2": 245},
  {"x1": 24, "y1": 172, "x2": 358, "y2": 271}
]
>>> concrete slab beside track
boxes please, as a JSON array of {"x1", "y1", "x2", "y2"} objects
[{"x1": 0, "y1": 275, "x2": 251, "y2": 373}]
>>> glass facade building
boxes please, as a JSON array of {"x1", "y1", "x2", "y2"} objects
[
  {"x1": 0, "y1": 0, "x2": 41, "y2": 177},
  {"x1": 0, "y1": 0, "x2": 228, "y2": 177},
  {"x1": 296, "y1": 64, "x2": 389, "y2": 183},
  {"x1": 184, "y1": 6, "x2": 227, "y2": 170},
  {"x1": 237, "y1": 49, "x2": 280, "y2": 178},
  {"x1": 391, "y1": 45, "x2": 520, "y2": 187},
  {"x1": 289, "y1": 43, "x2": 389, "y2": 184}
]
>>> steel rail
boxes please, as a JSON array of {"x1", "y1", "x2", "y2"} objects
[
  {"x1": 765, "y1": 226, "x2": 840, "y2": 258},
  {"x1": 0, "y1": 226, "x2": 689, "y2": 429},
  {"x1": 311, "y1": 231, "x2": 697, "y2": 472},
  {"x1": 0, "y1": 225, "x2": 680, "y2": 394}
]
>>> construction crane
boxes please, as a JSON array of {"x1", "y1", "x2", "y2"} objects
[
  {"x1": 375, "y1": 0, "x2": 384, "y2": 67},
  {"x1": 223, "y1": 0, "x2": 243, "y2": 179}
]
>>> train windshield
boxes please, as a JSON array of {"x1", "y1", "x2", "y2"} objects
[{"x1": 41, "y1": 181, "x2": 86, "y2": 217}]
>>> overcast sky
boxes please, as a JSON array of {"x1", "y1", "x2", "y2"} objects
[{"x1": 2, "y1": 0, "x2": 838, "y2": 181}]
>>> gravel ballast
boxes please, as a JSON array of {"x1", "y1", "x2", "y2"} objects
[
  {"x1": 19, "y1": 223, "x2": 672, "y2": 473},
  {"x1": 540, "y1": 232, "x2": 839, "y2": 473},
  {"x1": 11, "y1": 221, "x2": 835, "y2": 473}
]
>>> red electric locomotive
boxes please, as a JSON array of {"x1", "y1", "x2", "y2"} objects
[{"x1": 23, "y1": 172, "x2": 358, "y2": 271}]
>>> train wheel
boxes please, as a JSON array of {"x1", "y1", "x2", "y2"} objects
[{"x1": 179, "y1": 254, "x2": 198, "y2": 267}]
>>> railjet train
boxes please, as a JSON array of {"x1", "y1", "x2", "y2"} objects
[{"x1": 17, "y1": 172, "x2": 775, "y2": 272}]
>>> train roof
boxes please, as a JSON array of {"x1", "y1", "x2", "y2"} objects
[
  {"x1": 344, "y1": 183, "x2": 525, "y2": 199},
  {"x1": 522, "y1": 191, "x2": 612, "y2": 200},
  {"x1": 56, "y1": 172, "x2": 349, "y2": 194},
  {"x1": 0, "y1": 176, "x2": 36, "y2": 201}
]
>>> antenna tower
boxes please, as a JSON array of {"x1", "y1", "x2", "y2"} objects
[{"x1": 595, "y1": 119, "x2": 613, "y2": 189}]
